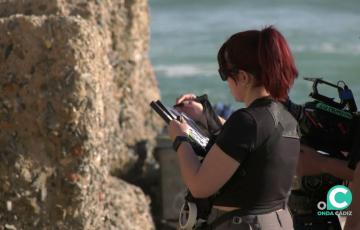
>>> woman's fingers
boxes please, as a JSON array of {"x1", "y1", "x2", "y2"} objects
[
  {"x1": 175, "y1": 93, "x2": 196, "y2": 104},
  {"x1": 179, "y1": 103, "x2": 195, "y2": 113},
  {"x1": 176, "y1": 99, "x2": 204, "y2": 121},
  {"x1": 167, "y1": 119, "x2": 189, "y2": 140},
  {"x1": 174, "y1": 93, "x2": 205, "y2": 122}
]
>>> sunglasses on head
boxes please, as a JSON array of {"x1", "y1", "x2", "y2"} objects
[{"x1": 218, "y1": 67, "x2": 239, "y2": 81}]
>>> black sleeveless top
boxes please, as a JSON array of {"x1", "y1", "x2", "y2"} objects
[{"x1": 214, "y1": 97, "x2": 300, "y2": 215}]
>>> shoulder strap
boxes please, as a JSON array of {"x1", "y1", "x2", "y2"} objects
[{"x1": 195, "y1": 94, "x2": 223, "y2": 135}]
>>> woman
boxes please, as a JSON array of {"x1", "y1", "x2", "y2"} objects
[{"x1": 168, "y1": 26, "x2": 299, "y2": 229}]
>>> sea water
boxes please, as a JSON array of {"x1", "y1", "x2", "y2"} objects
[{"x1": 149, "y1": 0, "x2": 360, "y2": 109}]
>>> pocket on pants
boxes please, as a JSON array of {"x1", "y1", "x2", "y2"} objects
[
  {"x1": 256, "y1": 209, "x2": 294, "y2": 230},
  {"x1": 276, "y1": 209, "x2": 294, "y2": 230},
  {"x1": 257, "y1": 212, "x2": 282, "y2": 230}
]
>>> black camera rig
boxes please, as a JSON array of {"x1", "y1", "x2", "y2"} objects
[
  {"x1": 285, "y1": 78, "x2": 360, "y2": 229},
  {"x1": 284, "y1": 77, "x2": 360, "y2": 170}
]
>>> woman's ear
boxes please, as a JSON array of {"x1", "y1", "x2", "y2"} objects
[
  {"x1": 234, "y1": 70, "x2": 247, "y2": 86},
  {"x1": 240, "y1": 71, "x2": 254, "y2": 87}
]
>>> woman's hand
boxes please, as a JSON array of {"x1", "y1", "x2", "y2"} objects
[
  {"x1": 167, "y1": 117, "x2": 190, "y2": 141},
  {"x1": 175, "y1": 93, "x2": 206, "y2": 125}
]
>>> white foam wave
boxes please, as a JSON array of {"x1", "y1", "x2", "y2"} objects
[
  {"x1": 292, "y1": 42, "x2": 360, "y2": 55},
  {"x1": 154, "y1": 64, "x2": 215, "y2": 78}
]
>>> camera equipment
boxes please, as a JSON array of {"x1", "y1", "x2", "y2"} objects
[
  {"x1": 285, "y1": 78, "x2": 359, "y2": 229},
  {"x1": 284, "y1": 77, "x2": 359, "y2": 169}
]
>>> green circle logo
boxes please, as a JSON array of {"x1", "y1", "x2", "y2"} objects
[{"x1": 326, "y1": 185, "x2": 352, "y2": 210}]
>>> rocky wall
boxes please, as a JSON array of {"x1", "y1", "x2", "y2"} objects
[
  {"x1": 0, "y1": 0, "x2": 162, "y2": 229},
  {"x1": 0, "y1": 0, "x2": 163, "y2": 169}
]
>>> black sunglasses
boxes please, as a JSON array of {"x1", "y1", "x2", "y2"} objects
[{"x1": 218, "y1": 68, "x2": 239, "y2": 81}]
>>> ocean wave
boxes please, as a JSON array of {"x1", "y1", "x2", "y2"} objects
[
  {"x1": 154, "y1": 64, "x2": 216, "y2": 78},
  {"x1": 292, "y1": 43, "x2": 360, "y2": 55}
]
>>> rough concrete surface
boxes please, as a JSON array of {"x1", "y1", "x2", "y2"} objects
[
  {"x1": 0, "y1": 0, "x2": 162, "y2": 149},
  {"x1": 0, "y1": 0, "x2": 162, "y2": 229}
]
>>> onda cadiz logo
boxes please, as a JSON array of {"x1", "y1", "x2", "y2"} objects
[{"x1": 317, "y1": 185, "x2": 353, "y2": 216}]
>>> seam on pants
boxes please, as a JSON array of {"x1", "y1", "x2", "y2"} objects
[{"x1": 276, "y1": 211, "x2": 283, "y2": 227}]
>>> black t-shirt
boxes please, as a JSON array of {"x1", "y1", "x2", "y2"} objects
[{"x1": 214, "y1": 97, "x2": 300, "y2": 215}]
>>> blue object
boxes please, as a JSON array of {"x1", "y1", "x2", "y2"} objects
[
  {"x1": 213, "y1": 103, "x2": 234, "y2": 119},
  {"x1": 339, "y1": 86, "x2": 354, "y2": 100}
]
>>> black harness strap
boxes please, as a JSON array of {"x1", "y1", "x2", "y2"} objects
[
  {"x1": 200, "y1": 208, "x2": 250, "y2": 230},
  {"x1": 202, "y1": 201, "x2": 287, "y2": 230}
]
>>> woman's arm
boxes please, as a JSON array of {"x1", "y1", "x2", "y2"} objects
[
  {"x1": 344, "y1": 163, "x2": 360, "y2": 230},
  {"x1": 167, "y1": 109, "x2": 240, "y2": 198},
  {"x1": 176, "y1": 142, "x2": 239, "y2": 198},
  {"x1": 297, "y1": 145, "x2": 353, "y2": 181},
  {"x1": 323, "y1": 157, "x2": 353, "y2": 181}
]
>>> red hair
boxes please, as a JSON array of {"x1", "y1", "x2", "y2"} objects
[{"x1": 217, "y1": 26, "x2": 298, "y2": 101}]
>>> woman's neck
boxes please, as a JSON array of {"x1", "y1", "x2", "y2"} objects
[{"x1": 244, "y1": 87, "x2": 270, "y2": 107}]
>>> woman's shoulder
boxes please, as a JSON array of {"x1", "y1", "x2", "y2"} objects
[{"x1": 225, "y1": 108, "x2": 256, "y2": 127}]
